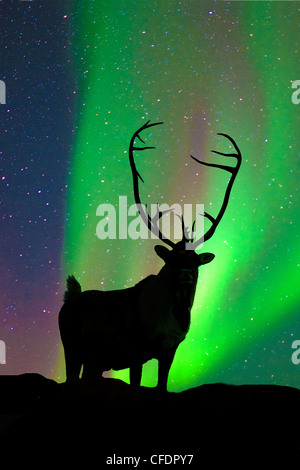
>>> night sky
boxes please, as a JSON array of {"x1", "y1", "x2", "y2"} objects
[
  {"x1": 0, "y1": 1, "x2": 299, "y2": 391},
  {"x1": 0, "y1": 1, "x2": 74, "y2": 375}
]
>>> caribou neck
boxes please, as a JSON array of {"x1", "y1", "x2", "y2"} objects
[{"x1": 156, "y1": 264, "x2": 197, "y2": 332}]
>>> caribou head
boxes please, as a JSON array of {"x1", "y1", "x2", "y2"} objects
[{"x1": 128, "y1": 119, "x2": 241, "y2": 289}]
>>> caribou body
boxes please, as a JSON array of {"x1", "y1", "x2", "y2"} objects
[
  {"x1": 59, "y1": 121, "x2": 241, "y2": 390},
  {"x1": 59, "y1": 246, "x2": 214, "y2": 389}
]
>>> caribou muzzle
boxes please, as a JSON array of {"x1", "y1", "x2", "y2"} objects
[{"x1": 178, "y1": 269, "x2": 194, "y2": 285}]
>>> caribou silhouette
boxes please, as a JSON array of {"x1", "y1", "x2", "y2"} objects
[{"x1": 59, "y1": 121, "x2": 242, "y2": 389}]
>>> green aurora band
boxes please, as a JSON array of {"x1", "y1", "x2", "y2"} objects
[{"x1": 59, "y1": 1, "x2": 300, "y2": 390}]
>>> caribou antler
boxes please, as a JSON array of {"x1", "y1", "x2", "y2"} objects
[
  {"x1": 129, "y1": 122, "x2": 241, "y2": 251},
  {"x1": 128, "y1": 120, "x2": 176, "y2": 248},
  {"x1": 189, "y1": 133, "x2": 242, "y2": 249}
]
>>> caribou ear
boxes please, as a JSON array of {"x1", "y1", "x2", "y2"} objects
[
  {"x1": 154, "y1": 245, "x2": 171, "y2": 262},
  {"x1": 197, "y1": 252, "x2": 215, "y2": 266}
]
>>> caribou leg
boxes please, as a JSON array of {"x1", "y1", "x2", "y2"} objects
[
  {"x1": 130, "y1": 363, "x2": 143, "y2": 387},
  {"x1": 157, "y1": 347, "x2": 177, "y2": 391},
  {"x1": 63, "y1": 344, "x2": 82, "y2": 383}
]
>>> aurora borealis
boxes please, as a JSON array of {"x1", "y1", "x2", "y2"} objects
[{"x1": 0, "y1": 1, "x2": 299, "y2": 391}]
